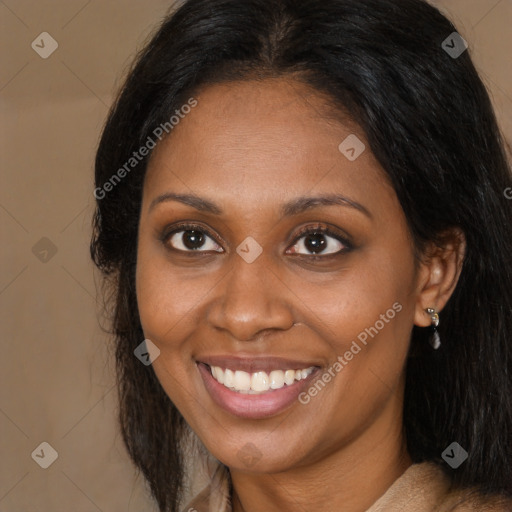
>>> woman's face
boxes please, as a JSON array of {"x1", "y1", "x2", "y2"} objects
[{"x1": 136, "y1": 78, "x2": 421, "y2": 473}]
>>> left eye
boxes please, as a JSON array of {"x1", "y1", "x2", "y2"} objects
[{"x1": 289, "y1": 231, "x2": 346, "y2": 256}]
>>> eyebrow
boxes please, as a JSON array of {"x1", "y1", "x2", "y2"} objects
[{"x1": 149, "y1": 192, "x2": 372, "y2": 218}]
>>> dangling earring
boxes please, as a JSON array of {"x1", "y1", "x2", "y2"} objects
[{"x1": 426, "y1": 307, "x2": 441, "y2": 349}]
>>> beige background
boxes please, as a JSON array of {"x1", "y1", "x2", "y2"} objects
[{"x1": 1, "y1": 1, "x2": 511, "y2": 511}]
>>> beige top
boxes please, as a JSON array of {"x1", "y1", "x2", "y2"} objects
[{"x1": 181, "y1": 461, "x2": 512, "y2": 512}]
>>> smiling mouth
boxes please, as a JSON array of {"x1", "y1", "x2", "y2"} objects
[
  {"x1": 196, "y1": 356, "x2": 323, "y2": 418},
  {"x1": 206, "y1": 364, "x2": 316, "y2": 394}
]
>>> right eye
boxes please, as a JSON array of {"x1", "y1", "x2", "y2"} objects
[{"x1": 162, "y1": 224, "x2": 224, "y2": 253}]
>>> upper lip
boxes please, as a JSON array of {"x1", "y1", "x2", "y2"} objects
[{"x1": 196, "y1": 355, "x2": 322, "y2": 373}]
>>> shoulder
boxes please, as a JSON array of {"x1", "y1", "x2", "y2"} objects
[
  {"x1": 367, "y1": 462, "x2": 512, "y2": 512},
  {"x1": 441, "y1": 487, "x2": 512, "y2": 511}
]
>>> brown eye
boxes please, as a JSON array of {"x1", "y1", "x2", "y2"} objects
[
  {"x1": 303, "y1": 232, "x2": 328, "y2": 254},
  {"x1": 164, "y1": 225, "x2": 223, "y2": 253},
  {"x1": 181, "y1": 230, "x2": 205, "y2": 250},
  {"x1": 287, "y1": 227, "x2": 349, "y2": 257}
]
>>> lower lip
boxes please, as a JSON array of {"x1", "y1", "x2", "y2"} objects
[{"x1": 197, "y1": 362, "x2": 320, "y2": 419}]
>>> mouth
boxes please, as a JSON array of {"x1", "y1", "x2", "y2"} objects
[{"x1": 196, "y1": 356, "x2": 322, "y2": 419}]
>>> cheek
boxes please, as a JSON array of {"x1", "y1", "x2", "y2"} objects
[
  {"x1": 296, "y1": 250, "x2": 416, "y2": 415},
  {"x1": 136, "y1": 239, "x2": 211, "y2": 342},
  {"x1": 301, "y1": 251, "x2": 415, "y2": 346},
  {"x1": 296, "y1": 269, "x2": 413, "y2": 442}
]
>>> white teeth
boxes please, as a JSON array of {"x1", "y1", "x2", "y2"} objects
[
  {"x1": 212, "y1": 366, "x2": 224, "y2": 384},
  {"x1": 284, "y1": 370, "x2": 296, "y2": 385},
  {"x1": 233, "y1": 370, "x2": 251, "y2": 391},
  {"x1": 208, "y1": 365, "x2": 315, "y2": 393},
  {"x1": 224, "y1": 369, "x2": 234, "y2": 388},
  {"x1": 269, "y1": 370, "x2": 284, "y2": 389},
  {"x1": 251, "y1": 371, "x2": 270, "y2": 392}
]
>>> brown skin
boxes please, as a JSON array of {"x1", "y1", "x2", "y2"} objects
[{"x1": 136, "y1": 78, "x2": 465, "y2": 512}]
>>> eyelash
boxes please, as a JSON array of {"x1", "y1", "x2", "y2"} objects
[{"x1": 160, "y1": 222, "x2": 352, "y2": 258}]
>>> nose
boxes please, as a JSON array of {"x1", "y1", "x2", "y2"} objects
[{"x1": 206, "y1": 249, "x2": 296, "y2": 342}]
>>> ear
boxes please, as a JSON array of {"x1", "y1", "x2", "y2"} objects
[{"x1": 414, "y1": 229, "x2": 466, "y2": 327}]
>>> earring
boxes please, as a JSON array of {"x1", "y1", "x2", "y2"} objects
[{"x1": 426, "y1": 307, "x2": 441, "y2": 349}]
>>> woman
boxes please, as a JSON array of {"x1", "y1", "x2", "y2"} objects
[{"x1": 90, "y1": 0, "x2": 512, "y2": 510}]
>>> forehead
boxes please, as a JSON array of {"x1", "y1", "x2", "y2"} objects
[{"x1": 143, "y1": 78, "x2": 394, "y2": 218}]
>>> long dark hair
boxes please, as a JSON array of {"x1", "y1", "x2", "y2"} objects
[{"x1": 90, "y1": 0, "x2": 512, "y2": 510}]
